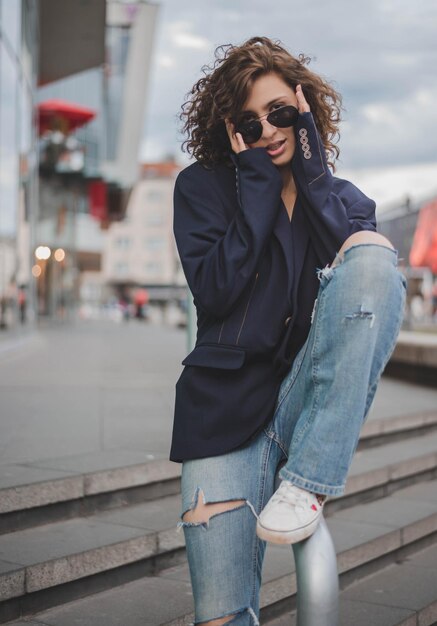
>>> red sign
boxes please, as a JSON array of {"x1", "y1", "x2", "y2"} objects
[
  {"x1": 410, "y1": 198, "x2": 437, "y2": 273},
  {"x1": 89, "y1": 181, "x2": 107, "y2": 222}
]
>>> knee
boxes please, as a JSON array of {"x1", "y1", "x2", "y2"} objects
[
  {"x1": 333, "y1": 231, "x2": 394, "y2": 267},
  {"x1": 182, "y1": 489, "x2": 246, "y2": 524}
]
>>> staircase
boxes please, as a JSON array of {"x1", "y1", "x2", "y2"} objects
[{"x1": 1, "y1": 408, "x2": 437, "y2": 626}]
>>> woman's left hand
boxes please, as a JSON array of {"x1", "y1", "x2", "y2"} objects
[{"x1": 296, "y1": 84, "x2": 311, "y2": 114}]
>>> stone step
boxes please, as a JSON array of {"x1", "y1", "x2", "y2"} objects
[
  {"x1": 2, "y1": 479, "x2": 437, "y2": 625},
  {"x1": 266, "y1": 544, "x2": 437, "y2": 626},
  {"x1": 0, "y1": 453, "x2": 181, "y2": 534},
  {"x1": 1, "y1": 411, "x2": 436, "y2": 535}
]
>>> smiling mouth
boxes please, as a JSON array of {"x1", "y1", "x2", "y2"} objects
[{"x1": 266, "y1": 139, "x2": 286, "y2": 151}]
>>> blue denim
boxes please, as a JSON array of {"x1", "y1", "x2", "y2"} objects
[{"x1": 177, "y1": 243, "x2": 406, "y2": 626}]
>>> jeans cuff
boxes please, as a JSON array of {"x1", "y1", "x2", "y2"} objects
[{"x1": 278, "y1": 467, "x2": 345, "y2": 498}]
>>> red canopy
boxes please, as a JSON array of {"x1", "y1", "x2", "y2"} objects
[{"x1": 38, "y1": 99, "x2": 96, "y2": 135}]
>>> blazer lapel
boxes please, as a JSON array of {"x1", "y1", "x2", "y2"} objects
[{"x1": 272, "y1": 197, "x2": 310, "y2": 305}]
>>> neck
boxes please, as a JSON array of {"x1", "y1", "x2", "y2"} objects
[
  {"x1": 278, "y1": 164, "x2": 297, "y2": 195},
  {"x1": 278, "y1": 164, "x2": 297, "y2": 221}
]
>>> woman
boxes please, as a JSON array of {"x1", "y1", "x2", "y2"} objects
[{"x1": 171, "y1": 37, "x2": 406, "y2": 626}]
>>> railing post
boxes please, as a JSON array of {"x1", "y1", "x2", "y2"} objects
[{"x1": 292, "y1": 516, "x2": 339, "y2": 626}]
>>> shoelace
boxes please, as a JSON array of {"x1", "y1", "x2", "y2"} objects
[{"x1": 270, "y1": 482, "x2": 309, "y2": 512}]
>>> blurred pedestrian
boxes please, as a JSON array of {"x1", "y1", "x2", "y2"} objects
[
  {"x1": 170, "y1": 37, "x2": 406, "y2": 625},
  {"x1": 134, "y1": 288, "x2": 149, "y2": 319},
  {"x1": 18, "y1": 286, "x2": 27, "y2": 324}
]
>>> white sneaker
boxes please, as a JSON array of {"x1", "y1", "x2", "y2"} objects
[{"x1": 256, "y1": 481, "x2": 326, "y2": 544}]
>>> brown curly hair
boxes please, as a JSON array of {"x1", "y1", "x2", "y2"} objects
[{"x1": 179, "y1": 36, "x2": 343, "y2": 171}]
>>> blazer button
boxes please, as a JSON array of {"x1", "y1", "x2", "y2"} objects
[{"x1": 285, "y1": 316, "x2": 292, "y2": 326}]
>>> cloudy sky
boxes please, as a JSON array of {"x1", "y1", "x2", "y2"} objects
[{"x1": 141, "y1": 0, "x2": 437, "y2": 213}]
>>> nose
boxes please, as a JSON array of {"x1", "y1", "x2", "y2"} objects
[{"x1": 260, "y1": 118, "x2": 277, "y2": 141}]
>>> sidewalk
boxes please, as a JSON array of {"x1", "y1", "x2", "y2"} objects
[{"x1": 0, "y1": 317, "x2": 436, "y2": 474}]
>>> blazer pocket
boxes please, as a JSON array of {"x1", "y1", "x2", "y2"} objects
[{"x1": 182, "y1": 344, "x2": 246, "y2": 370}]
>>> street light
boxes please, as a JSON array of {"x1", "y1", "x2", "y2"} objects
[
  {"x1": 35, "y1": 246, "x2": 51, "y2": 260},
  {"x1": 54, "y1": 248, "x2": 65, "y2": 262}
]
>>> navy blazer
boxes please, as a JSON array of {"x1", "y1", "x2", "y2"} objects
[{"x1": 169, "y1": 112, "x2": 376, "y2": 463}]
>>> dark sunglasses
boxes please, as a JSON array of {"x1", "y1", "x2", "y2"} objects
[{"x1": 234, "y1": 105, "x2": 299, "y2": 144}]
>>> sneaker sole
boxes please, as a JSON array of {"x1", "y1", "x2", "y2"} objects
[{"x1": 256, "y1": 515, "x2": 321, "y2": 545}]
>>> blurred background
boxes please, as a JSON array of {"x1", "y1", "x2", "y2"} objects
[
  {"x1": 0, "y1": 3, "x2": 436, "y2": 624},
  {"x1": 0, "y1": 0, "x2": 436, "y2": 335}
]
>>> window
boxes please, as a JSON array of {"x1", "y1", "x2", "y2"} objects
[
  {"x1": 146, "y1": 212, "x2": 164, "y2": 226},
  {"x1": 145, "y1": 237, "x2": 165, "y2": 250},
  {"x1": 147, "y1": 190, "x2": 164, "y2": 203},
  {"x1": 115, "y1": 236, "x2": 131, "y2": 249},
  {"x1": 145, "y1": 261, "x2": 162, "y2": 274},
  {"x1": 115, "y1": 262, "x2": 129, "y2": 274}
]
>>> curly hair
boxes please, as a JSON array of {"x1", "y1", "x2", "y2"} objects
[{"x1": 179, "y1": 36, "x2": 343, "y2": 171}]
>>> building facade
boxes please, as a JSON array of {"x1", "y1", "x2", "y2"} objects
[
  {"x1": 0, "y1": 0, "x2": 39, "y2": 330},
  {"x1": 101, "y1": 160, "x2": 185, "y2": 304}
]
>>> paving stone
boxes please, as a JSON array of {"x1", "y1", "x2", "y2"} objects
[
  {"x1": 334, "y1": 485, "x2": 437, "y2": 531},
  {"x1": 26, "y1": 535, "x2": 157, "y2": 594},
  {"x1": 85, "y1": 458, "x2": 180, "y2": 495},
  {"x1": 0, "y1": 518, "x2": 157, "y2": 593},
  {"x1": 346, "y1": 464, "x2": 389, "y2": 494},
  {"x1": 0, "y1": 475, "x2": 84, "y2": 515},
  {"x1": 4, "y1": 622, "x2": 48, "y2": 625},
  {"x1": 0, "y1": 517, "x2": 157, "y2": 568},
  {"x1": 7, "y1": 575, "x2": 194, "y2": 626},
  {"x1": 24, "y1": 449, "x2": 163, "y2": 474},
  {"x1": 0, "y1": 559, "x2": 25, "y2": 601},
  {"x1": 402, "y1": 541, "x2": 437, "y2": 570},
  {"x1": 366, "y1": 377, "x2": 437, "y2": 421},
  {"x1": 350, "y1": 431, "x2": 437, "y2": 476},
  {"x1": 390, "y1": 478, "x2": 437, "y2": 503},
  {"x1": 343, "y1": 561, "x2": 437, "y2": 613},
  {"x1": 362, "y1": 410, "x2": 437, "y2": 438},
  {"x1": 327, "y1": 518, "x2": 401, "y2": 572},
  {"x1": 267, "y1": 600, "x2": 416, "y2": 626},
  {"x1": 93, "y1": 494, "x2": 181, "y2": 531},
  {"x1": 0, "y1": 464, "x2": 79, "y2": 489}
]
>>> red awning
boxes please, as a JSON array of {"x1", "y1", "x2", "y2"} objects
[{"x1": 38, "y1": 99, "x2": 96, "y2": 135}]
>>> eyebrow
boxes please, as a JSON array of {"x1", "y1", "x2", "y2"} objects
[{"x1": 242, "y1": 96, "x2": 288, "y2": 114}]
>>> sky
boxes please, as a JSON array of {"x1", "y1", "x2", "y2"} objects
[{"x1": 140, "y1": 0, "x2": 437, "y2": 214}]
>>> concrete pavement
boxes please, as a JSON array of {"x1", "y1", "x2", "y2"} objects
[{"x1": 1, "y1": 316, "x2": 437, "y2": 473}]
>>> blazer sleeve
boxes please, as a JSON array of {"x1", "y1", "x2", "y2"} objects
[
  {"x1": 174, "y1": 149, "x2": 283, "y2": 317},
  {"x1": 292, "y1": 112, "x2": 377, "y2": 267}
]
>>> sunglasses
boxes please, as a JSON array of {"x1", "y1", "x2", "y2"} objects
[{"x1": 234, "y1": 105, "x2": 299, "y2": 144}]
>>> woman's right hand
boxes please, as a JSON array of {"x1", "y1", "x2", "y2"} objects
[{"x1": 225, "y1": 119, "x2": 249, "y2": 154}]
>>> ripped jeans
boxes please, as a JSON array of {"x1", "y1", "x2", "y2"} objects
[{"x1": 177, "y1": 244, "x2": 406, "y2": 626}]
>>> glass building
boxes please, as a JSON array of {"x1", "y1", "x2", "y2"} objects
[
  {"x1": 0, "y1": 0, "x2": 157, "y2": 336},
  {"x1": 0, "y1": 0, "x2": 38, "y2": 332}
]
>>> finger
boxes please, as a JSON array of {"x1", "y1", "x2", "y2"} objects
[
  {"x1": 235, "y1": 132, "x2": 247, "y2": 151},
  {"x1": 225, "y1": 118, "x2": 236, "y2": 135},
  {"x1": 296, "y1": 84, "x2": 310, "y2": 113}
]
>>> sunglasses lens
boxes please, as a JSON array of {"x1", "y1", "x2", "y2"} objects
[
  {"x1": 269, "y1": 105, "x2": 299, "y2": 128},
  {"x1": 235, "y1": 120, "x2": 262, "y2": 144},
  {"x1": 234, "y1": 105, "x2": 299, "y2": 144}
]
